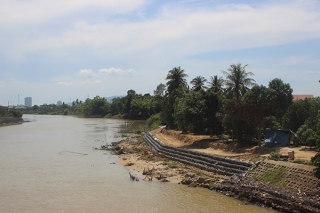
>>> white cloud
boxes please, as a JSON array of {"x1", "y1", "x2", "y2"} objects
[
  {"x1": 58, "y1": 81, "x2": 73, "y2": 85},
  {"x1": 99, "y1": 68, "x2": 141, "y2": 77},
  {"x1": 4, "y1": 0, "x2": 319, "y2": 63},
  {"x1": 0, "y1": 0, "x2": 146, "y2": 26},
  {"x1": 82, "y1": 80, "x2": 101, "y2": 85},
  {"x1": 77, "y1": 69, "x2": 96, "y2": 78}
]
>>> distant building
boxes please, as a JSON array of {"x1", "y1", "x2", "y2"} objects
[
  {"x1": 24, "y1": 97, "x2": 32, "y2": 107},
  {"x1": 57, "y1": 100, "x2": 62, "y2": 106},
  {"x1": 293, "y1": 94, "x2": 314, "y2": 101}
]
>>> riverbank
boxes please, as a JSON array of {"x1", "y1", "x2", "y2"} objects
[
  {"x1": 112, "y1": 133, "x2": 320, "y2": 213},
  {"x1": 0, "y1": 117, "x2": 24, "y2": 127}
]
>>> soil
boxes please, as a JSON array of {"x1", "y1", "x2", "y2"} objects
[{"x1": 152, "y1": 128, "x2": 317, "y2": 162}]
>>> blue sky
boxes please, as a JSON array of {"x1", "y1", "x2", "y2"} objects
[{"x1": 1, "y1": 0, "x2": 320, "y2": 105}]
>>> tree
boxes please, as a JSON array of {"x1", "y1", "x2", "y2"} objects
[
  {"x1": 311, "y1": 110, "x2": 320, "y2": 178},
  {"x1": 222, "y1": 63, "x2": 256, "y2": 101},
  {"x1": 163, "y1": 67, "x2": 189, "y2": 129},
  {"x1": 32, "y1": 105, "x2": 39, "y2": 111},
  {"x1": 297, "y1": 124, "x2": 316, "y2": 147},
  {"x1": 282, "y1": 98, "x2": 320, "y2": 132},
  {"x1": 166, "y1": 66, "x2": 188, "y2": 93},
  {"x1": 153, "y1": 83, "x2": 166, "y2": 97},
  {"x1": 123, "y1": 90, "x2": 137, "y2": 118},
  {"x1": 190, "y1": 76, "x2": 207, "y2": 91},
  {"x1": 208, "y1": 75, "x2": 224, "y2": 93},
  {"x1": 268, "y1": 78, "x2": 293, "y2": 122},
  {"x1": 242, "y1": 85, "x2": 277, "y2": 145},
  {"x1": 203, "y1": 89, "x2": 222, "y2": 136},
  {"x1": 174, "y1": 91, "x2": 206, "y2": 133},
  {"x1": 80, "y1": 96, "x2": 110, "y2": 117}
]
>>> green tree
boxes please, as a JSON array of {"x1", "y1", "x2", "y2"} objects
[
  {"x1": 282, "y1": 98, "x2": 320, "y2": 132},
  {"x1": 242, "y1": 85, "x2": 277, "y2": 145},
  {"x1": 110, "y1": 97, "x2": 124, "y2": 116},
  {"x1": 208, "y1": 75, "x2": 224, "y2": 93},
  {"x1": 268, "y1": 78, "x2": 293, "y2": 122},
  {"x1": 297, "y1": 124, "x2": 316, "y2": 147},
  {"x1": 166, "y1": 66, "x2": 188, "y2": 93},
  {"x1": 203, "y1": 89, "x2": 222, "y2": 136},
  {"x1": 174, "y1": 91, "x2": 206, "y2": 133},
  {"x1": 80, "y1": 96, "x2": 110, "y2": 117},
  {"x1": 311, "y1": 110, "x2": 320, "y2": 178},
  {"x1": 222, "y1": 63, "x2": 256, "y2": 101},
  {"x1": 163, "y1": 67, "x2": 189, "y2": 129},
  {"x1": 123, "y1": 90, "x2": 137, "y2": 118},
  {"x1": 153, "y1": 83, "x2": 166, "y2": 97},
  {"x1": 190, "y1": 76, "x2": 207, "y2": 91},
  {"x1": 32, "y1": 105, "x2": 39, "y2": 111}
]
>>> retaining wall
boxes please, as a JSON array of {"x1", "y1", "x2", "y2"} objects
[{"x1": 144, "y1": 132, "x2": 253, "y2": 176}]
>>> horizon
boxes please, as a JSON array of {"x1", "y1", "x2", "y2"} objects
[{"x1": 1, "y1": 0, "x2": 320, "y2": 106}]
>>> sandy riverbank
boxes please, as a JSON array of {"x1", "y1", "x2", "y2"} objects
[
  {"x1": 110, "y1": 133, "x2": 320, "y2": 213},
  {"x1": 114, "y1": 135, "x2": 225, "y2": 183}
]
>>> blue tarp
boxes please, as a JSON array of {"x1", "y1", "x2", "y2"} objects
[{"x1": 263, "y1": 129, "x2": 290, "y2": 147}]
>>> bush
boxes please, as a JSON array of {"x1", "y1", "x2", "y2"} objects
[{"x1": 269, "y1": 151, "x2": 281, "y2": 159}]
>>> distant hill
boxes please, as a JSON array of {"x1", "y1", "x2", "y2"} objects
[{"x1": 105, "y1": 96, "x2": 125, "y2": 103}]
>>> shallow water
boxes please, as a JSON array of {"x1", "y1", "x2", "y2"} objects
[{"x1": 0, "y1": 115, "x2": 275, "y2": 213}]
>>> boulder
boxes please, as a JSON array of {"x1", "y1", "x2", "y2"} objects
[{"x1": 185, "y1": 172, "x2": 196, "y2": 178}]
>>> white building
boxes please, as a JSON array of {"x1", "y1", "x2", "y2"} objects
[{"x1": 24, "y1": 97, "x2": 32, "y2": 107}]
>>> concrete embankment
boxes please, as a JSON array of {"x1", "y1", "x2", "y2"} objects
[
  {"x1": 144, "y1": 132, "x2": 320, "y2": 213},
  {"x1": 144, "y1": 132, "x2": 253, "y2": 176}
]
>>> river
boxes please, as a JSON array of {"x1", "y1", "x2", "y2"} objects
[{"x1": 0, "y1": 115, "x2": 276, "y2": 213}]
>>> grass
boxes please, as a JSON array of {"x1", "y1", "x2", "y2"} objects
[
  {"x1": 195, "y1": 171, "x2": 203, "y2": 176},
  {"x1": 269, "y1": 151, "x2": 281, "y2": 159},
  {"x1": 144, "y1": 154, "x2": 153, "y2": 161},
  {"x1": 291, "y1": 159, "x2": 311, "y2": 165},
  {"x1": 162, "y1": 161, "x2": 178, "y2": 168},
  {"x1": 260, "y1": 167, "x2": 287, "y2": 186}
]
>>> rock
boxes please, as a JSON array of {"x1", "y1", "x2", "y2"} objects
[
  {"x1": 122, "y1": 157, "x2": 127, "y2": 160},
  {"x1": 185, "y1": 172, "x2": 196, "y2": 178},
  {"x1": 188, "y1": 182, "x2": 197, "y2": 187},
  {"x1": 204, "y1": 179, "x2": 212, "y2": 183},
  {"x1": 196, "y1": 177, "x2": 206, "y2": 183},
  {"x1": 202, "y1": 183, "x2": 210, "y2": 188},
  {"x1": 161, "y1": 179, "x2": 169, "y2": 182},
  {"x1": 125, "y1": 162, "x2": 134, "y2": 166},
  {"x1": 181, "y1": 177, "x2": 193, "y2": 185}
]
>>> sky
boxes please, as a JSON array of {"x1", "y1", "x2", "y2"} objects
[{"x1": 1, "y1": 0, "x2": 320, "y2": 106}]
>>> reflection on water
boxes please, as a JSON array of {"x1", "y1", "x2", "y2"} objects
[{"x1": 0, "y1": 115, "x2": 275, "y2": 213}]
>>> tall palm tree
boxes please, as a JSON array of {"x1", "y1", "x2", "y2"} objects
[
  {"x1": 166, "y1": 66, "x2": 188, "y2": 93},
  {"x1": 190, "y1": 76, "x2": 207, "y2": 91},
  {"x1": 208, "y1": 75, "x2": 224, "y2": 93},
  {"x1": 222, "y1": 63, "x2": 256, "y2": 100}
]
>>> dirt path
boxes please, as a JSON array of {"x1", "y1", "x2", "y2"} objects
[{"x1": 152, "y1": 128, "x2": 317, "y2": 162}]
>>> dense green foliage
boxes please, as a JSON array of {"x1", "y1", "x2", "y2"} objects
[
  {"x1": 9, "y1": 63, "x2": 320, "y2": 178},
  {"x1": 0, "y1": 106, "x2": 23, "y2": 118}
]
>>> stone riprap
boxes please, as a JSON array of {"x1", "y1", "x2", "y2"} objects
[{"x1": 144, "y1": 132, "x2": 253, "y2": 176}]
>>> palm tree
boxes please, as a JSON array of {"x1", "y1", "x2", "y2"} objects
[
  {"x1": 208, "y1": 75, "x2": 224, "y2": 93},
  {"x1": 190, "y1": 76, "x2": 207, "y2": 91},
  {"x1": 166, "y1": 66, "x2": 188, "y2": 93},
  {"x1": 222, "y1": 63, "x2": 256, "y2": 100}
]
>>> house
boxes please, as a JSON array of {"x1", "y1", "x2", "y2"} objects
[{"x1": 292, "y1": 94, "x2": 314, "y2": 101}]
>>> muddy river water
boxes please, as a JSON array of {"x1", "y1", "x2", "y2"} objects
[{"x1": 0, "y1": 115, "x2": 276, "y2": 213}]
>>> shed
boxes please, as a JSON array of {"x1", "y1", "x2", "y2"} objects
[{"x1": 263, "y1": 129, "x2": 292, "y2": 147}]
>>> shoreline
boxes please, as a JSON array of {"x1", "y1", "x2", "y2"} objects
[
  {"x1": 111, "y1": 134, "x2": 320, "y2": 213},
  {"x1": 0, "y1": 117, "x2": 24, "y2": 127}
]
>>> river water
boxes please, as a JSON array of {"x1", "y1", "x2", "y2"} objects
[{"x1": 0, "y1": 115, "x2": 275, "y2": 213}]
